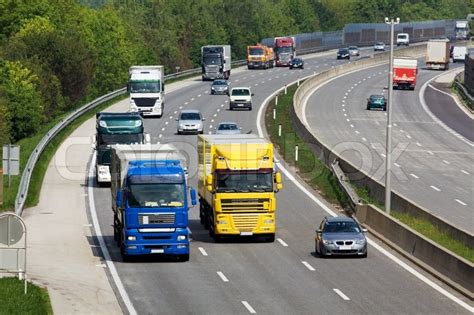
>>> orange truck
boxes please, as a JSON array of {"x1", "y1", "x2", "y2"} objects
[{"x1": 247, "y1": 44, "x2": 275, "y2": 69}]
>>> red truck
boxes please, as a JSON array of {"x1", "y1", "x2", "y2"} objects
[
  {"x1": 274, "y1": 37, "x2": 296, "y2": 66},
  {"x1": 393, "y1": 58, "x2": 418, "y2": 90}
]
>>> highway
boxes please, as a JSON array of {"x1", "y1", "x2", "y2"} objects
[
  {"x1": 304, "y1": 59, "x2": 473, "y2": 232},
  {"x1": 88, "y1": 49, "x2": 472, "y2": 314}
]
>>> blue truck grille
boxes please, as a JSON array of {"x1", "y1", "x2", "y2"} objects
[{"x1": 139, "y1": 213, "x2": 175, "y2": 224}]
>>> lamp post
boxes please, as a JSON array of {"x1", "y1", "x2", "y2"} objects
[{"x1": 384, "y1": 17, "x2": 399, "y2": 215}]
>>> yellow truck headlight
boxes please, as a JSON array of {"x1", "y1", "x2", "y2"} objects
[
  {"x1": 264, "y1": 219, "x2": 273, "y2": 224},
  {"x1": 218, "y1": 220, "x2": 227, "y2": 225}
]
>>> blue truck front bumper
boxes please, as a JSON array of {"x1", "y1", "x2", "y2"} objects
[{"x1": 123, "y1": 228, "x2": 189, "y2": 256}]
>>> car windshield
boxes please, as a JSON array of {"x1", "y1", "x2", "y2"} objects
[
  {"x1": 323, "y1": 221, "x2": 361, "y2": 233},
  {"x1": 128, "y1": 183, "x2": 184, "y2": 208},
  {"x1": 339, "y1": 49, "x2": 348, "y2": 53},
  {"x1": 376, "y1": 42, "x2": 384, "y2": 45},
  {"x1": 215, "y1": 171, "x2": 273, "y2": 192},
  {"x1": 180, "y1": 112, "x2": 201, "y2": 120},
  {"x1": 232, "y1": 89, "x2": 250, "y2": 96},
  {"x1": 398, "y1": 34, "x2": 407, "y2": 39},
  {"x1": 370, "y1": 95, "x2": 384, "y2": 100},
  {"x1": 213, "y1": 80, "x2": 227, "y2": 86},
  {"x1": 293, "y1": 58, "x2": 301, "y2": 62},
  {"x1": 349, "y1": 46, "x2": 357, "y2": 50},
  {"x1": 218, "y1": 123, "x2": 238, "y2": 130},
  {"x1": 249, "y1": 47, "x2": 264, "y2": 55}
]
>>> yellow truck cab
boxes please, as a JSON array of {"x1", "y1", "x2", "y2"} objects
[{"x1": 198, "y1": 134, "x2": 283, "y2": 242}]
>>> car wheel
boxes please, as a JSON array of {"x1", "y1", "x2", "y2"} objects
[
  {"x1": 301, "y1": 66, "x2": 304, "y2": 69},
  {"x1": 383, "y1": 106, "x2": 387, "y2": 111},
  {"x1": 249, "y1": 106, "x2": 252, "y2": 111},
  {"x1": 361, "y1": 251, "x2": 368, "y2": 258},
  {"x1": 367, "y1": 105, "x2": 371, "y2": 110}
]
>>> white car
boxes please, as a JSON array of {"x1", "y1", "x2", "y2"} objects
[
  {"x1": 396, "y1": 33, "x2": 410, "y2": 46},
  {"x1": 374, "y1": 42, "x2": 385, "y2": 51},
  {"x1": 229, "y1": 87, "x2": 253, "y2": 110},
  {"x1": 452, "y1": 46, "x2": 467, "y2": 63},
  {"x1": 176, "y1": 109, "x2": 205, "y2": 134}
]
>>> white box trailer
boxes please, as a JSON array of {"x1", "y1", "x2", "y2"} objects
[{"x1": 426, "y1": 39, "x2": 450, "y2": 70}]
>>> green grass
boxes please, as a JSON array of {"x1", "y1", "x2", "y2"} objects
[
  {"x1": 0, "y1": 277, "x2": 52, "y2": 314},
  {"x1": 265, "y1": 81, "x2": 474, "y2": 262},
  {"x1": 392, "y1": 212, "x2": 474, "y2": 262},
  {"x1": 1, "y1": 94, "x2": 128, "y2": 212},
  {"x1": 265, "y1": 83, "x2": 349, "y2": 208}
]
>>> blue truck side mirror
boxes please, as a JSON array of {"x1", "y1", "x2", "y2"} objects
[
  {"x1": 116, "y1": 190, "x2": 123, "y2": 208},
  {"x1": 190, "y1": 188, "x2": 197, "y2": 206}
]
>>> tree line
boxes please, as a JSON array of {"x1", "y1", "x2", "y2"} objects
[{"x1": 0, "y1": 0, "x2": 471, "y2": 144}]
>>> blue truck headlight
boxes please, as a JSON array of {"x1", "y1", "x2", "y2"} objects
[
  {"x1": 127, "y1": 236, "x2": 136, "y2": 241},
  {"x1": 177, "y1": 235, "x2": 187, "y2": 241}
]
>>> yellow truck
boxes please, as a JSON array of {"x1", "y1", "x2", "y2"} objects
[
  {"x1": 198, "y1": 134, "x2": 283, "y2": 242},
  {"x1": 247, "y1": 44, "x2": 275, "y2": 69}
]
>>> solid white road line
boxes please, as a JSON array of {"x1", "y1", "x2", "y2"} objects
[
  {"x1": 217, "y1": 271, "x2": 229, "y2": 282},
  {"x1": 242, "y1": 301, "x2": 257, "y2": 314},
  {"x1": 302, "y1": 261, "x2": 315, "y2": 271},
  {"x1": 277, "y1": 238, "x2": 288, "y2": 247},
  {"x1": 430, "y1": 185, "x2": 441, "y2": 192},
  {"x1": 455, "y1": 199, "x2": 467, "y2": 206},
  {"x1": 333, "y1": 289, "x2": 350, "y2": 301},
  {"x1": 198, "y1": 247, "x2": 208, "y2": 256},
  {"x1": 88, "y1": 155, "x2": 137, "y2": 315},
  {"x1": 256, "y1": 77, "x2": 474, "y2": 313},
  {"x1": 410, "y1": 173, "x2": 419, "y2": 179}
]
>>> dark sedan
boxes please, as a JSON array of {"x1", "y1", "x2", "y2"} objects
[
  {"x1": 337, "y1": 48, "x2": 350, "y2": 60},
  {"x1": 289, "y1": 58, "x2": 304, "y2": 69},
  {"x1": 210, "y1": 79, "x2": 230, "y2": 95},
  {"x1": 367, "y1": 94, "x2": 387, "y2": 111}
]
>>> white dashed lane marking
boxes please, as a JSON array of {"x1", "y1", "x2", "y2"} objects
[
  {"x1": 198, "y1": 247, "x2": 208, "y2": 256},
  {"x1": 442, "y1": 160, "x2": 450, "y2": 165},
  {"x1": 217, "y1": 271, "x2": 229, "y2": 282},
  {"x1": 242, "y1": 301, "x2": 256, "y2": 314},
  {"x1": 277, "y1": 238, "x2": 288, "y2": 247},
  {"x1": 333, "y1": 289, "x2": 351, "y2": 301},
  {"x1": 430, "y1": 185, "x2": 441, "y2": 192},
  {"x1": 410, "y1": 173, "x2": 419, "y2": 179},
  {"x1": 455, "y1": 199, "x2": 467, "y2": 206},
  {"x1": 302, "y1": 261, "x2": 315, "y2": 271},
  {"x1": 461, "y1": 170, "x2": 470, "y2": 175}
]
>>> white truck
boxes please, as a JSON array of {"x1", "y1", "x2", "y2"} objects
[
  {"x1": 452, "y1": 46, "x2": 467, "y2": 63},
  {"x1": 128, "y1": 66, "x2": 165, "y2": 118},
  {"x1": 201, "y1": 45, "x2": 231, "y2": 81},
  {"x1": 426, "y1": 39, "x2": 450, "y2": 70},
  {"x1": 455, "y1": 21, "x2": 469, "y2": 40}
]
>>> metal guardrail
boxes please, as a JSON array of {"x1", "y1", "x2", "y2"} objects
[{"x1": 453, "y1": 72, "x2": 474, "y2": 110}]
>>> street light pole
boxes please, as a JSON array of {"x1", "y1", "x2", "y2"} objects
[{"x1": 384, "y1": 17, "x2": 399, "y2": 215}]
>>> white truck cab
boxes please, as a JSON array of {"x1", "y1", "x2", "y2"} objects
[
  {"x1": 128, "y1": 66, "x2": 165, "y2": 117},
  {"x1": 396, "y1": 33, "x2": 410, "y2": 46}
]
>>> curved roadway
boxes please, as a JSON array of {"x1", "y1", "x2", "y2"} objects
[
  {"x1": 88, "y1": 49, "x2": 472, "y2": 314},
  {"x1": 304, "y1": 59, "x2": 473, "y2": 232}
]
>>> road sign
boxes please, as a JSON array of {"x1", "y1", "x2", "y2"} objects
[
  {"x1": 0, "y1": 212, "x2": 27, "y2": 294},
  {"x1": 2, "y1": 145, "x2": 20, "y2": 187}
]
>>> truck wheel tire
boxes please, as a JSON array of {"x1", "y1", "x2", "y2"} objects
[{"x1": 120, "y1": 243, "x2": 130, "y2": 262}]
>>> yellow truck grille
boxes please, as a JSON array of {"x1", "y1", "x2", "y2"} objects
[
  {"x1": 232, "y1": 214, "x2": 259, "y2": 231},
  {"x1": 220, "y1": 198, "x2": 269, "y2": 213}
]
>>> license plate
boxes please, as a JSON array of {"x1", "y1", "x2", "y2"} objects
[
  {"x1": 339, "y1": 245, "x2": 352, "y2": 250},
  {"x1": 237, "y1": 103, "x2": 244, "y2": 106},
  {"x1": 240, "y1": 232, "x2": 253, "y2": 236},
  {"x1": 151, "y1": 249, "x2": 164, "y2": 253}
]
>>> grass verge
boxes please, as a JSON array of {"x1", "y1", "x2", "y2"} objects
[
  {"x1": 0, "y1": 277, "x2": 52, "y2": 314},
  {"x1": 265, "y1": 81, "x2": 473, "y2": 263},
  {"x1": 1, "y1": 94, "x2": 127, "y2": 212},
  {"x1": 265, "y1": 83, "x2": 349, "y2": 209}
]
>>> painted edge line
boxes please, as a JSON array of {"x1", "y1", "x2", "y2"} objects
[
  {"x1": 88, "y1": 154, "x2": 137, "y2": 315},
  {"x1": 256, "y1": 75, "x2": 474, "y2": 313}
]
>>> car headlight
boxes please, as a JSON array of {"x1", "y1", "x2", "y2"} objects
[
  {"x1": 356, "y1": 239, "x2": 366, "y2": 245},
  {"x1": 211, "y1": 87, "x2": 215, "y2": 90},
  {"x1": 99, "y1": 121, "x2": 107, "y2": 128},
  {"x1": 127, "y1": 236, "x2": 136, "y2": 241},
  {"x1": 134, "y1": 120, "x2": 142, "y2": 127},
  {"x1": 177, "y1": 235, "x2": 187, "y2": 241},
  {"x1": 322, "y1": 240, "x2": 333, "y2": 245},
  {"x1": 179, "y1": 123, "x2": 185, "y2": 128}
]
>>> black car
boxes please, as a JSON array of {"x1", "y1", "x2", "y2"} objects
[
  {"x1": 289, "y1": 58, "x2": 304, "y2": 69},
  {"x1": 337, "y1": 48, "x2": 350, "y2": 60}
]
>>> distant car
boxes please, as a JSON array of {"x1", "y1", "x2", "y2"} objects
[
  {"x1": 215, "y1": 122, "x2": 241, "y2": 135},
  {"x1": 374, "y1": 42, "x2": 386, "y2": 51},
  {"x1": 315, "y1": 216, "x2": 368, "y2": 258},
  {"x1": 366, "y1": 94, "x2": 387, "y2": 111},
  {"x1": 210, "y1": 79, "x2": 229, "y2": 95},
  {"x1": 289, "y1": 58, "x2": 304, "y2": 69},
  {"x1": 229, "y1": 87, "x2": 253, "y2": 110},
  {"x1": 452, "y1": 46, "x2": 467, "y2": 63},
  {"x1": 176, "y1": 109, "x2": 205, "y2": 134},
  {"x1": 396, "y1": 33, "x2": 410, "y2": 46},
  {"x1": 348, "y1": 46, "x2": 360, "y2": 56},
  {"x1": 337, "y1": 48, "x2": 350, "y2": 60}
]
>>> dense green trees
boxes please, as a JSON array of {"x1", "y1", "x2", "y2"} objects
[{"x1": 0, "y1": 0, "x2": 471, "y2": 145}]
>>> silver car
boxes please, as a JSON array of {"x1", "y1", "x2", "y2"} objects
[
  {"x1": 215, "y1": 122, "x2": 241, "y2": 135},
  {"x1": 176, "y1": 109, "x2": 205, "y2": 134},
  {"x1": 210, "y1": 79, "x2": 230, "y2": 95},
  {"x1": 348, "y1": 46, "x2": 360, "y2": 56},
  {"x1": 374, "y1": 42, "x2": 385, "y2": 51},
  {"x1": 315, "y1": 216, "x2": 367, "y2": 258}
]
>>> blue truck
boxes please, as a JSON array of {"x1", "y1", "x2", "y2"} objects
[
  {"x1": 95, "y1": 112, "x2": 149, "y2": 185},
  {"x1": 110, "y1": 144, "x2": 196, "y2": 261}
]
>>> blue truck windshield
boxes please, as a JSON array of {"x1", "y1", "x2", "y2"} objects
[
  {"x1": 128, "y1": 183, "x2": 185, "y2": 208},
  {"x1": 130, "y1": 81, "x2": 160, "y2": 93},
  {"x1": 216, "y1": 172, "x2": 273, "y2": 193}
]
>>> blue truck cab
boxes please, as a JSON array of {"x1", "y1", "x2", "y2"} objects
[{"x1": 110, "y1": 144, "x2": 196, "y2": 261}]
